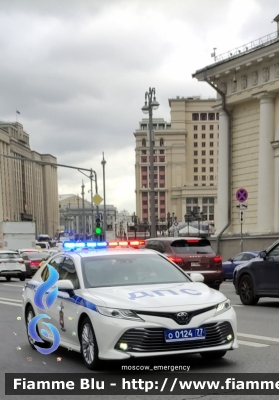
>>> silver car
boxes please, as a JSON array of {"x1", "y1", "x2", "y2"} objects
[{"x1": 0, "y1": 250, "x2": 26, "y2": 281}]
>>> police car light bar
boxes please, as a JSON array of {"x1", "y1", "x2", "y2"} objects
[
  {"x1": 62, "y1": 241, "x2": 108, "y2": 250},
  {"x1": 107, "y1": 240, "x2": 146, "y2": 248}
]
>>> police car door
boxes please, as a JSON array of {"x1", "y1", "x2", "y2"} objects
[{"x1": 50, "y1": 255, "x2": 81, "y2": 347}]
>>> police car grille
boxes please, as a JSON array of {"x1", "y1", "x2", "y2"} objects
[{"x1": 115, "y1": 322, "x2": 233, "y2": 352}]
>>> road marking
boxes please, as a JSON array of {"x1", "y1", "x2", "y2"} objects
[
  {"x1": 0, "y1": 300, "x2": 22, "y2": 307},
  {"x1": 238, "y1": 333, "x2": 279, "y2": 343},
  {"x1": 0, "y1": 297, "x2": 22, "y2": 303},
  {"x1": 2, "y1": 284, "x2": 23, "y2": 287},
  {"x1": 237, "y1": 340, "x2": 269, "y2": 348}
]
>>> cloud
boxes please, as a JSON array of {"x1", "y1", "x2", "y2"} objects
[{"x1": 0, "y1": 0, "x2": 276, "y2": 214}]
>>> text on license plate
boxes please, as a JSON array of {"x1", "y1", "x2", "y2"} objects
[
  {"x1": 191, "y1": 262, "x2": 201, "y2": 267},
  {"x1": 164, "y1": 328, "x2": 206, "y2": 342}
]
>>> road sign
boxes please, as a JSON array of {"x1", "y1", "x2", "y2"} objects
[
  {"x1": 99, "y1": 213, "x2": 103, "y2": 221},
  {"x1": 93, "y1": 194, "x2": 103, "y2": 205},
  {"x1": 239, "y1": 210, "x2": 245, "y2": 223},
  {"x1": 236, "y1": 202, "x2": 248, "y2": 210},
  {"x1": 173, "y1": 221, "x2": 179, "y2": 227},
  {"x1": 236, "y1": 188, "x2": 248, "y2": 203}
]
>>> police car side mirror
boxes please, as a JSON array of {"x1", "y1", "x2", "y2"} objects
[
  {"x1": 259, "y1": 250, "x2": 267, "y2": 259},
  {"x1": 57, "y1": 280, "x2": 74, "y2": 293},
  {"x1": 190, "y1": 273, "x2": 204, "y2": 283}
]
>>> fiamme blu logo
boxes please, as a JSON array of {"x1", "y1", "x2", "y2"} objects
[{"x1": 28, "y1": 266, "x2": 61, "y2": 355}]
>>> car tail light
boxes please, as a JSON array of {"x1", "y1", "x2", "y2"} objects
[
  {"x1": 168, "y1": 256, "x2": 183, "y2": 264},
  {"x1": 30, "y1": 261, "x2": 41, "y2": 266},
  {"x1": 214, "y1": 256, "x2": 222, "y2": 263}
]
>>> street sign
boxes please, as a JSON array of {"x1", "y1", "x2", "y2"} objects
[
  {"x1": 173, "y1": 221, "x2": 179, "y2": 227},
  {"x1": 239, "y1": 210, "x2": 245, "y2": 223},
  {"x1": 236, "y1": 202, "x2": 248, "y2": 210},
  {"x1": 236, "y1": 188, "x2": 248, "y2": 203},
  {"x1": 99, "y1": 213, "x2": 103, "y2": 221},
  {"x1": 92, "y1": 194, "x2": 103, "y2": 205}
]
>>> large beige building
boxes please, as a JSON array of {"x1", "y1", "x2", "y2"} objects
[
  {"x1": 193, "y1": 15, "x2": 279, "y2": 237},
  {"x1": 134, "y1": 97, "x2": 219, "y2": 228},
  {"x1": 0, "y1": 122, "x2": 59, "y2": 236}
]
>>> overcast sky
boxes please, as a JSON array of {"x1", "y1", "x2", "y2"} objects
[{"x1": 1, "y1": 0, "x2": 278, "y2": 213}]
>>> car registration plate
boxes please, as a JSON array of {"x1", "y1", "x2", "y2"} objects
[
  {"x1": 164, "y1": 328, "x2": 206, "y2": 342},
  {"x1": 191, "y1": 262, "x2": 201, "y2": 267}
]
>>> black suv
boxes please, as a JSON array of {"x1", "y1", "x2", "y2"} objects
[{"x1": 233, "y1": 239, "x2": 279, "y2": 305}]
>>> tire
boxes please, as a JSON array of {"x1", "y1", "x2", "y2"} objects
[
  {"x1": 20, "y1": 273, "x2": 26, "y2": 281},
  {"x1": 79, "y1": 317, "x2": 100, "y2": 370},
  {"x1": 25, "y1": 305, "x2": 37, "y2": 349},
  {"x1": 239, "y1": 275, "x2": 259, "y2": 305},
  {"x1": 6, "y1": 276, "x2": 11, "y2": 282},
  {"x1": 200, "y1": 350, "x2": 227, "y2": 360},
  {"x1": 210, "y1": 284, "x2": 220, "y2": 291}
]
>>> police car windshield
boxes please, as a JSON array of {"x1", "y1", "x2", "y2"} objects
[{"x1": 82, "y1": 254, "x2": 190, "y2": 288}]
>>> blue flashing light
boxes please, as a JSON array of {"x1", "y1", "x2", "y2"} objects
[{"x1": 62, "y1": 241, "x2": 108, "y2": 250}]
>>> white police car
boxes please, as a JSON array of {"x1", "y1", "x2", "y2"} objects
[{"x1": 22, "y1": 240, "x2": 238, "y2": 369}]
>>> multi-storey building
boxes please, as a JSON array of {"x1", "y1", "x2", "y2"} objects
[
  {"x1": 134, "y1": 97, "x2": 219, "y2": 229},
  {"x1": 193, "y1": 14, "x2": 279, "y2": 237},
  {"x1": 0, "y1": 121, "x2": 59, "y2": 236}
]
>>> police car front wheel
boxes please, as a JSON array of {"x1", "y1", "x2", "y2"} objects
[{"x1": 80, "y1": 317, "x2": 100, "y2": 370}]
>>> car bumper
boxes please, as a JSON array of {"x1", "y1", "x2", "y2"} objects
[
  {"x1": 0, "y1": 265, "x2": 26, "y2": 277},
  {"x1": 92, "y1": 306, "x2": 238, "y2": 360}
]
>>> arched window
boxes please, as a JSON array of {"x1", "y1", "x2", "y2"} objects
[
  {"x1": 160, "y1": 138, "x2": 164, "y2": 146},
  {"x1": 142, "y1": 139, "x2": 146, "y2": 147}
]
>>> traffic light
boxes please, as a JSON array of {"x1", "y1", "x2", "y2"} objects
[{"x1": 95, "y1": 218, "x2": 102, "y2": 236}]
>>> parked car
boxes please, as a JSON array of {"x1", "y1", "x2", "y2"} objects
[
  {"x1": 222, "y1": 251, "x2": 259, "y2": 280},
  {"x1": 142, "y1": 237, "x2": 223, "y2": 290},
  {"x1": 233, "y1": 239, "x2": 279, "y2": 305},
  {"x1": 0, "y1": 250, "x2": 26, "y2": 281},
  {"x1": 20, "y1": 251, "x2": 50, "y2": 277}
]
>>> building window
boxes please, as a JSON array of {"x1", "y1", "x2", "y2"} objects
[
  {"x1": 142, "y1": 200, "x2": 148, "y2": 205},
  {"x1": 194, "y1": 176, "x2": 198, "y2": 181},
  {"x1": 210, "y1": 150, "x2": 214, "y2": 155},
  {"x1": 142, "y1": 150, "x2": 146, "y2": 154},
  {"x1": 186, "y1": 198, "x2": 198, "y2": 204},
  {"x1": 202, "y1": 167, "x2": 206, "y2": 172},
  {"x1": 142, "y1": 139, "x2": 146, "y2": 147},
  {"x1": 160, "y1": 138, "x2": 164, "y2": 146},
  {"x1": 142, "y1": 192, "x2": 148, "y2": 197},
  {"x1": 210, "y1": 183, "x2": 214, "y2": 186},
  {"x1": 210, "y1": 125, "x2": 214, "y2": 130},
  {"x1": 194, "y1": 142, "x2": 198, "y2": 147},
  {"x1": 194, "y1": 134, "x2": 198, "y2": 139},
  {"x1": 159, "y1": 156, "x2": 165, "y2": 162},
  {"x1": 202, "y1": 159, "x2": 206, "y2": 164},
  {"x1": 194, "y1": 151, "x2": 198, "y2": 156},
  {"x1": 216, "y1": 113, "x2": 219, "y2": 120},
  {"x1": 210, "y1": 133, "x2": 214, "y2": 138},
  {"x1": 192, "y1": 113, "x2": 199, "y2": 120},
  {"x1": 159, "y1": 184, "x2": 164, "y2": 188},
  {"x1": 159, "y1": 150, "x2": 164, "y2": 154},
  {"x1": 202, "y1": 150, "x2": 206, "y2": 156},
  {"x1": 202, "y1": 125, "x2": 206, "y2": 130},
  {"x1": 208, "y1": 113, "x2": 215, "y2": 120},
  {"x1": 210, "y1": 175, "x2": 214, "y2": 180},
  {"x1": 202, "y1": 142, "x2": 206, "y2": 147},
  {"x1": 202, "y1": 176, "x2": 206, "y2": 181},
  {"x1": 210, "y1": 142, "x2": 214, "y2": 147},
  {"x1": 202, "y1": 133, "x2": 206, "y2": 139},
  {"x1": 141, "y1": 166, "x2": 147, "y2": 172},
  {"x1": 210, "y1": 159, "x2": 214, "y2": 164},
  {"x1": 159, "y1": 166, "x2": 165, "y2": 171},
  {"x1": 194, "y1": 125, "x2": 198, "y2": 130},
  {"x1": 194, "y1": 159, "x2": 198, "y2": 164},
  {"x1": 160, "y1": 200, "x2": 165, "y2": 205},
  {"x1": 201, "y1": 113, "x2": 207, "y2": 120},
  {"x1": 194, "y1": 167, "x2": 198, "y2": 172},
  {"x1": 202, "y1": 184, "x2": 206, "y2": 186},
  {"x1": 194, "y1": 184, "x2": 198, "y2": 186},
  {"x1": 210, "y1": 167, "x2": 214, "y2": 172},
  {"x1": 141, "y1": 156, "x2": 147, "y2": 162}
]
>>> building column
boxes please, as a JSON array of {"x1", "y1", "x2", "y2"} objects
[
  {"x1": 215, "y1": 110, "x2": 230, "y2": 234},
  {"x1": 256, "y1": 94, "x2": 275, "y2": 233},
  {"x1": 76, "y1": 215, "x2": 79, "y2": 234},
  {"x1": 272, "y1": 108, "x2": 279, "y2": 232}
]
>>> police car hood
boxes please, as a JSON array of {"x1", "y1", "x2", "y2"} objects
[{"x1": 86, "y1": 282, "x2": 226, "y2": 309}]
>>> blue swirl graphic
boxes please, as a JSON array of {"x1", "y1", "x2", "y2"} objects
[
  {"x1": 34, "y1": 265, "x2": 59, "y2": 311},
  {"x1": 28, "y1": 314, "x2": 61, "y2": 355}
]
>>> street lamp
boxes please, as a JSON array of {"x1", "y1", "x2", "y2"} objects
[
  {"x1": 142, "y1": 87, "x2": 159, "y2": 238},
  {"x1": 101, "y1": 152, "x2": 107, "y2": 240}
]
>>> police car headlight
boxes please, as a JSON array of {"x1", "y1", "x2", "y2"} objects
[
  {"x1": 214, "y1": 299, "x2": 231, "y2": 316},
  {"x1": 96, "y1": 306, "x2": 144, "y2": 321}
]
